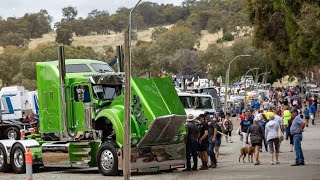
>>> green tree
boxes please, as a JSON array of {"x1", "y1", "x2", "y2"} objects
[
  {"x1": 55, "y1": 21, "x2": 73, "y2": 45},
  {"x1": 0, "y1": 46, "x2": 24, "y2": 86},
  {"x1": 0, "y1": 32, "x2": 26, "y2": 47},
  {"x1": 152, "y1": 26, "x2": 199, "y2": 55},
  {"x1": 62, "y1": 6, "x2": 78, "y2": 21},
  {"x1": 111, "y1": 7, "x2": 130, "y2": 33},
  {"x1": 244, "y1": 0, "x2": 320, "y2": 80}
]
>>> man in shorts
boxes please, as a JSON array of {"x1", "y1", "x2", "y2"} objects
[{"x1": 198, "y1": 114, "x2": 209, "y2": 170}]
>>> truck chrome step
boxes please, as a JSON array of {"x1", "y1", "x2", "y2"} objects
[{"x1": 71, "y1": 151, "x2": 90, "y2": 157}]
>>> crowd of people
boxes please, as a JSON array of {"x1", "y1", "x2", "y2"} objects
[
  {"x1": 183, "y1": 86, "x2": 318, "y2": 171},
  {"x1": 238, "y1": 86, "x2": 318, "y2": 166}
]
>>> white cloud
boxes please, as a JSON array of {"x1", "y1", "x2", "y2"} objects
[{"x1": 0, "y1": 0, "x2": 184, "y2": 22}]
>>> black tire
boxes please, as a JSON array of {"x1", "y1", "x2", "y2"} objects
[
  {"x1": 0, "y1": 144, "x2": 11, "y2": 172},
  {"x1": 5, "y1": 127, "x2": 20, "y2": 140},
  {"x1": 10, "y1": 143, "x2": 26, "y2": 174},
  {"x1": 97, "y1": 142, "x2": 118, "y2": 176}
]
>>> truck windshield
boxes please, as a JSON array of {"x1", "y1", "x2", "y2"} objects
[
  {"x1": 91, "y1": 63, "x2": 113, "y2": 73},
  {"x1": 92, "y1": 85, "x2": 121, "y2": 100},
  {"x1": 195, "y1": 97, "x2": 212, "y2": 109},
  {"x1": 66, "y1": 64, "x2": 91, "y2": 73},
  {"x1": 179, "y1": 96, "x2": 212, "y2": 109}
]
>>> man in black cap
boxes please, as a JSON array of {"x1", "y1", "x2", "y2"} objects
[{"x1": 290, "y1": 108, "x2": 307, "y2": 166}]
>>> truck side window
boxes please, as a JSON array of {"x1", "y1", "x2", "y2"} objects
[{"x1": 74, "y1": 85, "x2": 91, "y2": 102}]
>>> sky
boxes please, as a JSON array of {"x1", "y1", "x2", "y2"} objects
[{"x1": 0, "y1": 0, "x2": 184, "y2": 22}]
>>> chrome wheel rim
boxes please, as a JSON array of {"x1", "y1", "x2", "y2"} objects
[
  {"x1": 101, "y1": 150, "x2": 114, "y2": 171},
  {"x1": 7, "y1": 130, "x2": 17, "y2": 140},
  {"x1": 13, "y1": 149, "x2": 24, "y2": 168},
  {"x1": 0, "y1": 149, "x2": 4, "y2": 168}
]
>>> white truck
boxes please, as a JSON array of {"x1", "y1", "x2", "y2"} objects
[
  {"x1": 0, "y1": 86, "x2": 36, "y2": 140},
  {"x1": 178, "y1": 92, "x2": 216, "y2": 118}
]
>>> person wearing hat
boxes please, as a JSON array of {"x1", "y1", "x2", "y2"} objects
[
  {"x1": 183, "y1": 114, "x2": 200, "y2": 171},
  {"x1": 290, "y1": 108, "x2": 307, "y2": 166}
]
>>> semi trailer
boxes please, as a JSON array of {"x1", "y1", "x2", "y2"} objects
[
  {"x1": 0, "y1": 47, "x2": 187, "y2": 175},
  {"x1": 0, "y1": 86, "x2": 37, "y2": 140}
]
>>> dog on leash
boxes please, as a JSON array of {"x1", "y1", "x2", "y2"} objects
[{"x1": 239, "y1": 146, "x2": 254, "y2": 163}]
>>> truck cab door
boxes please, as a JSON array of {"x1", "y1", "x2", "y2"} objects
[{"x1": 72, "y1": 85, "x2": 92, "y2": 131}]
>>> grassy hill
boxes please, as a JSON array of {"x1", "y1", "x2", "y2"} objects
[{"x1": 25, "y1": 24, "x2": 251, "y2": 53}]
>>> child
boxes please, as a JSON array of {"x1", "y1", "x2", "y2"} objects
[{"x1": 304, "y1": 105, "x2": 310, "y2": 127}]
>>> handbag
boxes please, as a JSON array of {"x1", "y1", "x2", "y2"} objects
[{"x1": 278, "y1": 126, "x2": 284, "y2": 141}]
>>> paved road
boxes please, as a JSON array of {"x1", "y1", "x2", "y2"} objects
[{"x1": 2, "y1": 118, "x2": 320, "y2": 180}]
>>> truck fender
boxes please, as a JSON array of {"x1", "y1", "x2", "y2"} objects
[
  {"x1": 95, "y1": 108, "x2": 124, "y2": 148},
  {"x1": 13, "y1": 140, "x2": 40, "y2": 151},
  {"x1": 10, "y1": 140, "x2": 42, "y2": 164},
  {"x1": 0, "y1": 140, "x2": 17, "y2": 164}
]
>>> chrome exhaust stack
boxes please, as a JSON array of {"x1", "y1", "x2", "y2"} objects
[{"x1": 57, "y1": 46, "x2": 69, "y2": 140}]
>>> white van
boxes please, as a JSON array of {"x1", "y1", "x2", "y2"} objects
[{"x1": 178, "y1": 92, "x2": 216, "y2": 118}]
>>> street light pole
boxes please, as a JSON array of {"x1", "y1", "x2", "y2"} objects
[
  {"x1": 224, "y1": 54, "x2": 251, "y2": 114},
  {"x1": 244, "y1": 68, "x2": 259, "y2": 107},
  {"x1": 256, "y1": 72, "x2": 270, "y2": 89}
]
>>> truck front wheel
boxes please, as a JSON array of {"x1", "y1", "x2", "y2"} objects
[
  {"x1": 0, "y1": 144, "x2": 11, "y2": 172},
  {"x1": 10, "y1": 143, "x2": 26, "y2": 174},
  {"x1": 97, "y1": 142, "x2": 118, "y2": 176},
  {"x1": 5, "y1": 127, "x2": 20, "y2": 140}
]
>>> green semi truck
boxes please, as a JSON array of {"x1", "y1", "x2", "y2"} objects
[{"x1": 0, "y1": 50, "x2": 187, "y2": 175}]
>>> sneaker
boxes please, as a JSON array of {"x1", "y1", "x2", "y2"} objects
[
  {"x1": 192, "y1": 167, "x2": 198, "y2": 171},
  {"x1": 300, "y1": 162, "x2": 305, "y2": 165},
  {"x1": 291, "y1": 163, "x2": 300, "y2": 166},
  {"x1": 276, "y1": 161, "x2": 280, "y2": 165},
  {"x1": 183, "y1": 168, "x2": 192, "y2": 171},
  {"x1": 199, "y1": 165, "x2": 208, "y2": 170},
  {"x1": 271, "y1": 162, "x2": 274, "y2": 165}
]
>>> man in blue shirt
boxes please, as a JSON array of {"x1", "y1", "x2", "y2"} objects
[
  {"x1": 253, "y1": 100, "x2": 260, "y2": 110},
  {"x1": 290, "y1": 108, "x2": 307, "y2": 166},
  {"x1": 310, "y1": 102, "x2": 316, "y2": 125}
]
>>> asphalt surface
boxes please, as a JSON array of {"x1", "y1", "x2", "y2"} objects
[{"x1": 1, "y1": 117, "x2": 320, "y2": 180}]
